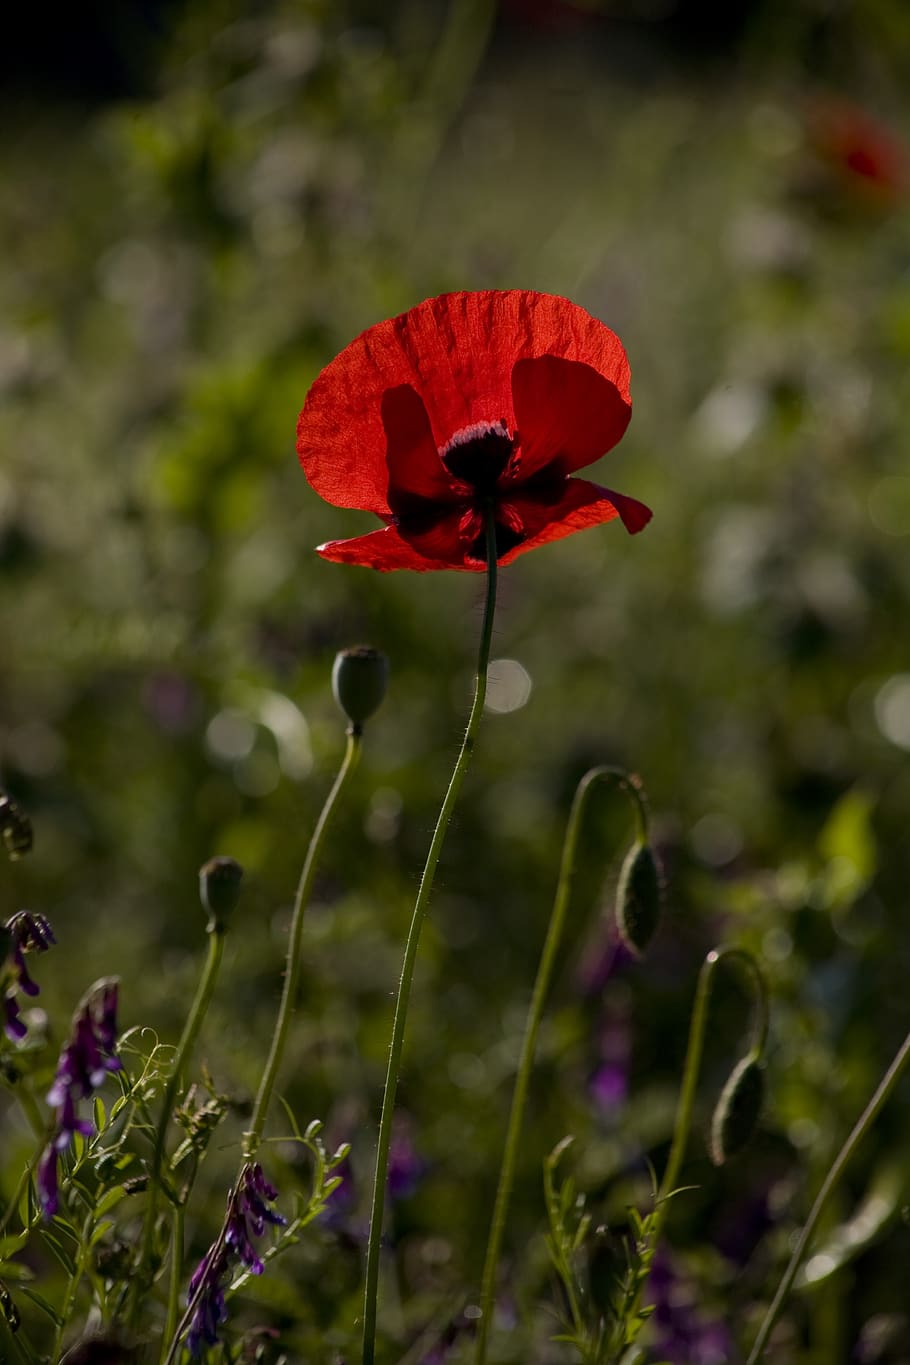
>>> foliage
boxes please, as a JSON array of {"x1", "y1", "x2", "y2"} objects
[{"x1": 2, "y1": 1, "x2": 910, "y2": 1362}]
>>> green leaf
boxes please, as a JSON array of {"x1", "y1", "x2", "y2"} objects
[
  {"x1": 0, "y1": 1261, "x2": 34, "y2": 1281},
  {"x1": 89, "y1": 1218, "x2": 114, "y2": 1247},
  {"x1": 40, "y1": 1228, "x2": 77, "y2": 1277},
  {"x1": 16, "y1": 1284, "x2": 64, "y2": 1326},
  {"x1": 95, "y1": 1186, "x2": 128, "y2": 1218},
  {"x1": 0, "y1": 1232, "x2": 30, "y2": 1260},
  {"x1": 818, "y1": 786, "x2": 876, "y2": 912}
]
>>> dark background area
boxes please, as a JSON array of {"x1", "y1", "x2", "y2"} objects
[{"x1": 2, "y1": 2, "x2": 910, "y2": 1361}]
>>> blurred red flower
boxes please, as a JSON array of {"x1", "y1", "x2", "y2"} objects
[
  {"x1": 296, "y1": 290, "x2": 651, "y2": 572},
  {"x1": 809, "y1": 100, "x2": 907, "y2": 199}
]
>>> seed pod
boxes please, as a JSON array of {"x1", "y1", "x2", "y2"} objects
[
  {"x1": 199, "y1": 856, "x2": 244, "y2": 931},
  {"x1": 710, "y1": 1055, "x2": 764, "y2": 1166},
  {"x1": 0, "y1": 796, "x2": 33, "y2": 860},
  {"x1": 615, "y1": 841, "x2": 662, "y2": 956},
  {"x1": 332, "y1": 646, "x2": 389, "y2": 731}
]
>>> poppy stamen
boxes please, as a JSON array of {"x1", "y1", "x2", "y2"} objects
[{"x1": 440, "y1": 420, "x2": 515, "y2": 493}]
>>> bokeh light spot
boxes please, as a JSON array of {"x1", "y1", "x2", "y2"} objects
[
  {"x1": 874, "y1": 674, "x2": 910, "y2": 750},
  {"x1": 485, "y1": 658, "x2": 532, "y2": 714}
]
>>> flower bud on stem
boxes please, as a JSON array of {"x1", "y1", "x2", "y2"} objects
[
  {"x1": 636, "y1": 946, "x2": 769, "y2": 1322},
  {"x1": 475, "y1": 764, "x2": 654, "y2": 1365},
  {"x1": 332, "y1": 646, "x2": 389, "y2": 735},
  {"x1": 244, "y1": 721, "x2": 363, "y2": 1160},
  {"x1": 130, "y1": 863, "x2": 240, "y2": 1329}
]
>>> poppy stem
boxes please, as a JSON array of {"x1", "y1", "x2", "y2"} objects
[
  {"x1": 474, "y1": 766, "x2": 648, "y2": 1365},
  {"x1": 625, "y1": 946, "x2": 767, "y2": 1332},
  {"x1": 746, "y1": 1023, "x2": 910, "y2": 1363},
  {"x1": 131, "y1": 922, "x2": 226, "y2": 1327},
  {"x1": 244, "y1": 726, "x2": 362, "y2": 1159},
  {"x1": 654, "y1": 948, "x2": 764, "y2": 1229},
  {"x1": 361, "y1": 508, "x2": 499, "y2": 1365}
]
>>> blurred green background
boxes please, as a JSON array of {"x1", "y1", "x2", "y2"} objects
[{"x1": 2, "y1": 1, "x2": 910, "y2": 1360}]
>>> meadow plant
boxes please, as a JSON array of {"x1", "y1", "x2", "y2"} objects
[{"x1": 2, "y1": 289, "x2": 910, "y2": 1364}]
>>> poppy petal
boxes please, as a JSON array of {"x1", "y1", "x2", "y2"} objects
[
  {"x1": 380, "y1": 385, "x2": 460, "y2": 506},
  {"x1": 297, "y1": 291, "x2": 631, "y2": 516},
  {"x1": 317, "y1": 513, "x2": 471, "y2": 573},
  {"x1": 497, "y1": 478, "x2": 652, "y2": 567},
  {"x1": 510, "y1": 354, "x2": 631, "y2": 480}
]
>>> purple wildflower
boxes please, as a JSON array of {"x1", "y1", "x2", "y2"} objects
[
  {"x1": 185, "y1": 1163, "x2": 285, "y2": 1357},
  {"x1": 187, "y1": 1243, "x2": 230, "y2": 1357},
  {"x1": 2, "y1": 911, "x2": 56, "y2": 1041},
  {"x1": 588, "y1": 1009, "x2": 631, "y2": 1117},
  {"x1": 37, "y1": 977, "x2": 121, "y2": 1217},
  {"x1": 648, "y1": 1250, "x2": 736, "y2": 1365},
  {"x1": 387, "y1": 1119, "x2": 428, "y2": 1202},
  {"x1": 3, "y1": 994, "x2": 27, "y2": 1041},
  {"x1": 577, "y1": 920, "x2": 636, "y2": 996},
  {"x1": 225, "y1": 1163, "x2": 284, "y2": 1273},
  {"x1": 36, "y1": 1146, "x2": 60, "y2": 1217}
]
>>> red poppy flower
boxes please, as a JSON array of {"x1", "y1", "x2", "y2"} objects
[
  {"x1": 809, "y1": 100, "x2": 907, "y2": 199},
  {"x1": 297, "y1": 291, "x2": 651, "y2": 572}
]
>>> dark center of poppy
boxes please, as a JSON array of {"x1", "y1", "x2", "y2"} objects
[
  {"x1": 467, "y1": 517, "x2": 526, "y2": 565},
  {"x1": 440, "y1": 420, "x2": 516, "y2": 493}
]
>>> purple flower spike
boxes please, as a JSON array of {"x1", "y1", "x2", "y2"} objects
[
  {"x1": 8, "y1": 912, "x2": 56, "y2": 954},
  {"x1": 3, "y1": 995, "x2": 27, "y2": 1042},
  {"x1": 387, "y1": 1119, "x2": 428, "y2": 1202},
  {"x1": 38, "y1": 977, "x2": 121, "y2": 1220},
  {"x1": 3, "y1": 912, "x2": 56, "y2": 1040},
  {"x1": 185, "y1": 1163, "x2": 284, "y2": 1356},
  {"x1": 226, "y1": 1163, "x2": 286, "y2": 1273},
  {"x1": 37, "y1": 1146, "x2": 59, "y2": 1217},
  {"x1": 187, "y1": 1244, "x2": 230, "y2": 1357}
]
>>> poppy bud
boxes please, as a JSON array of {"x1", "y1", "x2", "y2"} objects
[
  {"x1": 331, "y1": 646, "x2": 389, "y2": 731},
  {"x1": 710, "y1": 1055, "x2": 764, "y2": 1166},
  {"x1": 199, "y1": 856, "x2": 244, "y2": 931},
  {"x1": 0, "y1": 796, "x2": 33, "y2": 860},
  {"x1": 615, "y1": 841, "x2": 662, "y2": 956}
]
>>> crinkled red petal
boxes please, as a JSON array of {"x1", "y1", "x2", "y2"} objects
[
  {"x1": 317, "y1": 520, "x2": 471, "y2": 573},
  {"x1": 297, "y1": 290, "x2": 632, "y2": 516},
  {"x1": 380, "y1": 385, "x2": 461, "y2": 505},
  {"x1": 510, "y1": 355, "x2": 631, "y2": 481},
  {"x1": 496, "y1": 478, "x2": 652, "y2": 567}
]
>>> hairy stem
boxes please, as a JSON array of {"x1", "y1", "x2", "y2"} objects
[
  {"x1": 361, "y1": 511, "x2": 498, "y2": 1365},
  {"x1": 246, "y1": 728, "x2": 362, "y2": 1156},
  {"x1": 475, "y1": 766, "x2": 647, "y2": 1365},
  {"x1": 747, "y1": 1026, "x2": 910, "y2": 1363}
]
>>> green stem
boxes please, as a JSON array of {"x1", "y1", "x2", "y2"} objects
[
  {"x1": 746, "y1": 1025, "x2": 910, "y2": 1363},
  {"x1": 245, "y1": 728, "x2": 362, "y2": 1157},
  {"x1": 161, "y1": 1202, "x2": 185, "y2": 1362},
  {"x1": 654, "y1": 947, "x2": 765, "y2": 1236},
  {"x1": 163, "y1": 1177, "x2": 240, "y2": 1365},
  {"x1": 474, "y1": 766, "x2": 647, "y2": 1365},
  {"x1": 612, "y1": 945, "x2": 769, "y2": 1338},
  {"x1": 132, "y1": 926, "x2": 226, "y2": 1324},
  {"x1": 361, "y1": 512, "x2": 498, "y2": 1365},
  {"x1": 52, "y1": 1211, "x2": 92, "y2": 1361}
]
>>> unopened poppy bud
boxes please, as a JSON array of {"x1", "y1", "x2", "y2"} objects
[
  {"x1": 615, "y1": 841, "x2": 662, "y2": 956},
  {"x1": 0, "y1": 796, "x2": 33, "y2": 860},
  {"x1": 710, "y1": 1055, "x2": 764, "y2": 1166},
  {"x1": 332, "y1": 646, "x2": 389, "y2": 731},
  {"x1": 199, "y1": 856, "x2": 244, "y2": 931}
]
